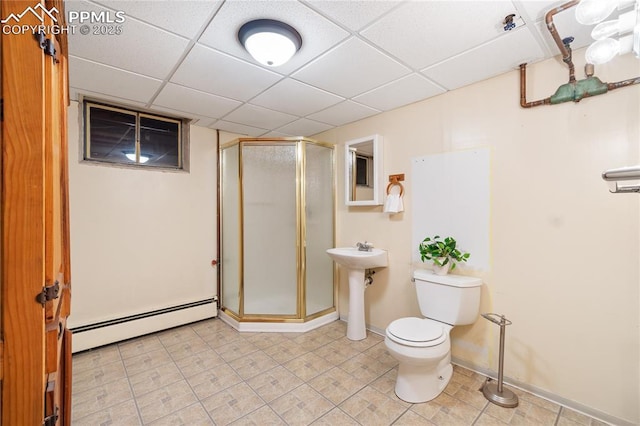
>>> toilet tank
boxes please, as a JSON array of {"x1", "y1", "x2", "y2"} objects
[{"x1": 413, "y1": 270, "x2": 482, "y2": 325}]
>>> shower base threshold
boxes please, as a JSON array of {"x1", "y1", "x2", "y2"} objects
[{"x1": 219, "y1": 310, "x2": 339, "y2": 333}]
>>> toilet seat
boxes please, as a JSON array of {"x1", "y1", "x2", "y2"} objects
[{"x1": 387, "y1": 317, "x2": 447, "y2": 347}]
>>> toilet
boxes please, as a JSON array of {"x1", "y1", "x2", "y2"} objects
[{"x1": 384, "y1": 269, "x2": 482, "y2": 403}]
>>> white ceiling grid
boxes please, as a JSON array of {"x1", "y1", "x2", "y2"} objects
[{"x1": 67, "y1": 0, "x2": 604, "y2": 137}]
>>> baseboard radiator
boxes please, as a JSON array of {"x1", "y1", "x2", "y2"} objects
[{"x1": 70, "y1": 298, "x2": 217, "y2": 353}]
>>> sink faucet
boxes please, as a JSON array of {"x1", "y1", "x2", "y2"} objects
[{"x1": 356, "y1": 241, "x2": 374, "y2": 252}]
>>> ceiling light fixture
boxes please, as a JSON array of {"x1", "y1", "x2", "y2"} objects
[
  {"x1": 238, "y1": 19, "x2": 302, "y2": 67},
  {"x1": 578, "y1": 0, "x2": 640, "y2": 64},
  {"x1": 591, "y1": 9, "x2": 636, "y2": 39},
  {"x1": 575, "y1": 0, "x2": 620, "y2": 25}
]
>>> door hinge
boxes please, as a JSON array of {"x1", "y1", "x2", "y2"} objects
[
  {"x1": 43, "y1": 406, "x2": 58, "y2": 426},
  {"x1": 36, "y1": 281, "x2": 60, "y2": 306},
  {"x1": 35, "y1": 31, "x2": 58, "y2": 62}
]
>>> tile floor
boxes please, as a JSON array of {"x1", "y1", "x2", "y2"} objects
[{"x1": 72, "y1": 318, "x2": 607, "y2": 425}]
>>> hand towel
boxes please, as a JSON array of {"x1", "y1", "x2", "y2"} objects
[{"x1": 384, "y1": 193, "x2": 404, "y2": 213}]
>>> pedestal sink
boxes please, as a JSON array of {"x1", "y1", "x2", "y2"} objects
[{"x1": 326, "y1": 247, "x2": 388, "y2": 340}]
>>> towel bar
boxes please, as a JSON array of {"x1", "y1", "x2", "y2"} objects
[
  {"x1": 386, "y1": 174, "x2": 405, "y2": 196},
  {"x1": 602, "y1": 165, "x2": 640, "y2": 194},
  {"x1": 386, "y1": 181, "x2": 404, "y2": 196}
]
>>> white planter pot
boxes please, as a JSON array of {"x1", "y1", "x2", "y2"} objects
[{"x1": 432, "y1": 258, "x2": 451, "y2": 275}]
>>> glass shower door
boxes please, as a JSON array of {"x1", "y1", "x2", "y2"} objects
[
  {"x1": 220, "y1": 144, "x2": 240, "y2": 315},
  {"x1": 304, "y1": 142, "x2": 334, "y2": 316},
  {"x1": 242, "y1": 143, "x2": 298, "y2": 315}
]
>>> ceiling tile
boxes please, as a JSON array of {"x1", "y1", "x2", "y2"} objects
[
  {"x1": 274, "y1": 118, "x2": 333, "y2": 137},
  {"x1": 354, "y1": 73, "x2": 446, "y2": 111},
  {"x1": 514, "y1": 0, "x2": 561, "y2": 23},
  {"x1": 69, "y1": 87, "x2": 147, "y2": 108},
  {"x1": 422, "y1": 27, "x2": 546, "y2": 91},
  {"x1": 292, "y1": 37, "x2": 410, "y2": 98},
  {"x1": 197, "y1": 0, "x2": 349, "y2": 74},
  {"x1": 361, "y1": 1, "x2": 521, "y2": 69},
  {"x1": 153, "y1": 83, "x2": 242, "y2": 118},
  {"x1": 192, "y1": 117, "x2": 218, "y2": 128},
  {"x1": 224, "y1": 104, "x2": 298, "y2": 130},
  {"x1": 171, "y1": 44, "x2": 282, "y2": 101},
  {"x1": 66, "y1": 0, "x2": 189, "y2": 79},
  {"x1": 531, "y1": 6, "x2": 604, "y2": 55},
  {"x1": 259, "y1": 130, "x2": 296, "y2": 138},
  {"x1": 251, "y1": 79, "x2": 344, "y2": 116},
  {"x1": 91, "y1": 0, "x2": 222, "y2": 38},
  {"x1": 307, "y1": 101, "x2": 380, "y2": 127},
  {"x1": 147, "y1": 104, "x2": 216, "y2": 122},
  {"x1": 304, "y1": 0, "x2": 400, "y2": 31},
  {"x1": 212, "y1": 120, "x2": 268, "y2": 137},
  {"x1": 65, "y1": 0, "x2": 591, "y2": 137},
  {"x1": 69, "y1": 56, "x2": 162, "y2": 104}
]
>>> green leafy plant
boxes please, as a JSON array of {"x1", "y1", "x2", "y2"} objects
[{"x1": 418, "y1": 235, "x2": 470, "y2": 270}]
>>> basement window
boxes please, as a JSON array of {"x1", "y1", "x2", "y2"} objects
[{"x1": 83, "y1": 101, "x2": 186, "y2": 169}]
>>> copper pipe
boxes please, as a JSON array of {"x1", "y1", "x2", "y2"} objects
[
  {"x1": 519, "y1": 63, "x2": 551, "y2": 108},
  {"x1": 545, "y1": 0, "x2": 579, "y2": 82},
  {"x1": 519, "y1": 0, "x2": 640, "y2": 109},
  {"x1": 607, "y1": 77, "x2": 640, "y2": 90}
]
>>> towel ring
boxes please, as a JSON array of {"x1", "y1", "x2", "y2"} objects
[{"x1": 386, "y1": 181, "x2": 404, "y2": 197}]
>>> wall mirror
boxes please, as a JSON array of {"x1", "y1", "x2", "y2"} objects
[{"x1": 345, "y1": 134, "x2": 383, "y2": 206}]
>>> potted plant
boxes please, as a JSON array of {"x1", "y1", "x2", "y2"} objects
[{"x1": 419, "y1": 235, "x2": 470, "y2": 275}]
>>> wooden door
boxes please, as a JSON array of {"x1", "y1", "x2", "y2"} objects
[{"x1": 1, "y1": 0, "x2": 72, "y2": 424}]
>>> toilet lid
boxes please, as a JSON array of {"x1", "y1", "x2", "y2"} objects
[{"x1": 388, "y1": 317, "x2": 444, "y2": 343}]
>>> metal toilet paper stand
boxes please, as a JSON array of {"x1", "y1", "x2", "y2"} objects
[{"x1": 481, "y1": 313, "x2": 519, "y2": 408}]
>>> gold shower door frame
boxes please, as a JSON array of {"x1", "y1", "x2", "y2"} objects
[{"x1": 218, "y1": 137, "x2": 337, "y2": 323}]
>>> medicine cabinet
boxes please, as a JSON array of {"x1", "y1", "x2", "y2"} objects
[{"x1": 345, "y1": 134, "x2": 383, "y2": 206}]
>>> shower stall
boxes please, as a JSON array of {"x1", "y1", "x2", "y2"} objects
[{"x1": 218, "y1": 137, "x2": 337, "y2": 331}]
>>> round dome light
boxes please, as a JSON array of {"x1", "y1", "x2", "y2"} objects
[{"x1": 238, "y1": 19, "x2": 302, "y2": 67}]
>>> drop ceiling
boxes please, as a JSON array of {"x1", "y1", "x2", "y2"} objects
[{"x1": 66, "y1": 0, "x2": 607, "y2": 137}]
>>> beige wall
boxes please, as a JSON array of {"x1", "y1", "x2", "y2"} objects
[
  {"x1": 67, "y1": 102, "x2": 238, "y2": 340},
  {"x1": 315, "y1": 51, "x2": 640, "y2": 424}
]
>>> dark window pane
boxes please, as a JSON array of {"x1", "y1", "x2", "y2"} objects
[
  {"x1": 356, "y1": 156, "x2": 368, "y2": 186},
  {"x1": 85, "y1": 102, "x2": 184, "y2": 169},
  {"x1": 88, "y1": 107, "x2": 136, "y2": 163},
  {"x1": 140, "y1": 116, "x2": 180, "y2": 168}
]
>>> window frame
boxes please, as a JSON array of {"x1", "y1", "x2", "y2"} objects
[{"x1": 83, "y1": 100, "x2": 187, "y2": 171}]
